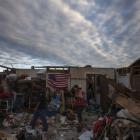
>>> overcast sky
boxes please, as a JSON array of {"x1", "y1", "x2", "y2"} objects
[{"x1": 0, "y1": 0, "x2": 140, "y2": 70}]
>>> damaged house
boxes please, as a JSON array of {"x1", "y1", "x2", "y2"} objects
[
  {"x1": 116, "y1": 58, "x2": 140, "y2": 100},
  {"x1": 0, "y1": 60, "x2": 140, "y2": 140}
]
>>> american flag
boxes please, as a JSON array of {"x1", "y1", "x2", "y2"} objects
[{"x1": 48, "y1": 73, "x2": 70, "y2": 88}]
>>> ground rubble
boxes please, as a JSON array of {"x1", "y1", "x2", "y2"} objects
[{"x1": 0, "y1": 109, "x2": 98, "y2": 140}]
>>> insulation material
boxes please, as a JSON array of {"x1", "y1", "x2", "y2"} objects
[{"x1": 79, "y1": 130, "x2": 93, "y2": 140}]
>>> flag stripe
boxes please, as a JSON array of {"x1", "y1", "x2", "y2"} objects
[{"x1": 48, "y1": 82, "x2": 68, "y2": 88}]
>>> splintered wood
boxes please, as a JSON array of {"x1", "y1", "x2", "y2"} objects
[
  {"x1": 115, "y1": 95, "x2": 140, "y2": 117},
  {"x1": 109, "y1": 92, "x2": 140, "y2": 118}
]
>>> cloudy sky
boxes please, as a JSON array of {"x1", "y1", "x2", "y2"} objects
[{"x1": 0, "y1": 0, "x2": 140, "y2": 70}]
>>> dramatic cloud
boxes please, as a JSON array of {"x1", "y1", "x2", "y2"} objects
[{"x1": 0, "y1": 0, "x2": 140, "y2": 69}]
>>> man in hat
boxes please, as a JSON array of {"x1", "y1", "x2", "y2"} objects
[{"x1": 74, "y1": 86, "x2": 86, "y2": 123}]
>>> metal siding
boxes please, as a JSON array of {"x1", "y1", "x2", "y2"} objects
[{"x1": 131, "y1": 75, "x2": 140, "y2": 91}]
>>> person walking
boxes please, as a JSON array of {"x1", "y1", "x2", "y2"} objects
[
  {"x1": 74, "y1": 86, "x2": 86, "y2": 123},
  {"x1": 30, "y1": 92, "x2": 48, "y2": 131}
]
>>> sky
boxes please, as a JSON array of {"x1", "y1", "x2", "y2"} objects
[{"x1": 0, "y1": 0, "x2": 140, "y2": 70}]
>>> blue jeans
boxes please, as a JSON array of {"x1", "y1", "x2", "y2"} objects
[
  {"x1": 30, "y1": 109, "x2": 48, "y2": 131},
  {"x1": 76, "y1": 106, "x2": 84, "y2": 123},
  {"x1": 87, "y1": 95, "x2": 91, "y2": 105}
]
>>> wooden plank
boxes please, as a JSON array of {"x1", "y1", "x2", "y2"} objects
[
  {"x1": 109, "y1": 93, "x2": 140, "y2": 118},
  {"x1": 60, "y1": 90, "x2": 65, "y2": 113},
  {"x1": 0, "y1": 130, "x2": 17, "y2": 139},
  {"x1": 0, "y1": 131, "x2": 5, "y2": 137}
]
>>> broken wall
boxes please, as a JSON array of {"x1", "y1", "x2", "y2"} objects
[{"x1": 70, "y1": 67, "x2": 115, "y2": 92}]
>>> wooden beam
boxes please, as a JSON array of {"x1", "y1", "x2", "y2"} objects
[{"x1": 0, "y1": 65, "x2": 13, "y2": 69}]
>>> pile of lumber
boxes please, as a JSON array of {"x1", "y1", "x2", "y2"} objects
[
  {"x1": 107, "y1": 78, "x2": 140, "y2": 118},
  {"x1": 107, "y1": 78, "x2": 140, "y2": 101}
]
